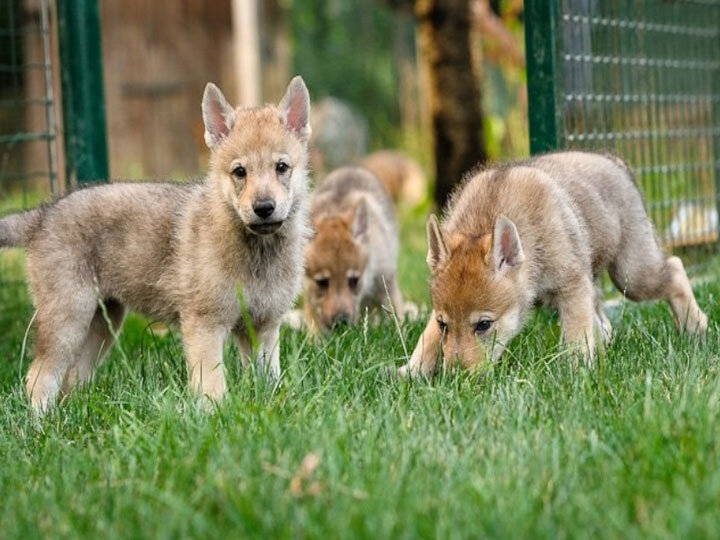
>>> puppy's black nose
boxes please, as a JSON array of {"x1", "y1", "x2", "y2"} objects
[
  {"x1": 253, "y1": 199, "x2": 276, "y2": 219},
  {"x1": 332, "y1": 313, "x2": 350, "y2": 327}
]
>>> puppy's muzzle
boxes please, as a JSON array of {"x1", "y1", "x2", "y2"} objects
[
  {"x1": 253, "y1": 199, "x2": 275, "y2": 218},
  {"x1": 331, "y1": 312, "x2": 351, "y2": 328},
  {"x1": 248, "y1": 199, "x2": 284, "y2": 235}
]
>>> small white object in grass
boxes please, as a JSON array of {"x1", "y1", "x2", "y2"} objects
[
  {"x1": 281, "y1": 309, "x2": 306, "y2": 330},
  {"x1": 666, "y1": 202, "x2": 718, "y2": 243}
]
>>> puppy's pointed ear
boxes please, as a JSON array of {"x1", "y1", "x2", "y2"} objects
[
  {"x1": 426, "y1": 214, "x2": 448, "y2": 272},
  {"x1": 351, "y1": 198, "x2": 369, "y2": 242},
  {"x1": 280, "y1": 76, "x2": 311, "y2": 141},
  {"x1": 492, "y1": 215, "x2": 525, "y2": 273},
  {"x1": 202, "y1": 83, "x2": 235, "y2": 149}
]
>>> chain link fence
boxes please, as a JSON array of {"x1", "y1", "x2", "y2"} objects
[
  {"x1": 0, "y1": 0, "x2": 107, "y2": 322},
  {"x1": 526, "y1": 0, "x2": 720, "y2": 268},
  {"x1": 0, "y1": 0, "x2": 61, "y2": 213}
]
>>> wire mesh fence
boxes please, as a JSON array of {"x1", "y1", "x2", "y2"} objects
[
  {"x1": 526, "y1": 0, "x2": 720, "y2": 268},
  {"x1": 0, "y1": 0, "x2": 61, "y2": 214},
  {"x1": 0, "y1": 0, "x2": 63, "y2": 317}
]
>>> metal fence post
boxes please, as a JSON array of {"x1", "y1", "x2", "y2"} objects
[
  {"x1": 524, "y1": 0, "x2": 719, "y2": 264},
  {"x1": 714, "y1": 40, "x2": 720, "y2": 250},
  {"x1": 524, "y1": 0, "x2": 560, "y2": 155},
  {"x1": 56, "y1": 0, "x2": 108, "y2": 186}
]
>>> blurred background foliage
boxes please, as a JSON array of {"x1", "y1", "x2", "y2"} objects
[
  {"x1": 288, "y1": 0, "x2": 527, "y2": 167},
  {"x1": 0, "y1": 0, "x2": 529, "y2": 311},
  {"x1": 289, "y1": 0, "x2": 409, "y2": 150},
  {"x1": 0, "y1": 0, "x2": 528, "y2": 198}
]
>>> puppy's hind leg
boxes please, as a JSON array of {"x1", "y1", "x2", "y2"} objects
[
  {"x1": 258, "y1": 323, "x2": 281, "y2": 379},
  {"x1": 62, "y1": 300, "x2": 127, "y2": 395},
  {"x1": 594, "y1": 287, "x2": 612, "y2": 346},
  {"x1": 664, "y1": 257, "x2": 707, "y2": 334},
  {"x1": 609, "y1": 226, "x2": 707, "y2": 335},
  {"x1": 232, "y1": 323, "x2": 281, "y2": 380},
  {"x1": 26, "y1": 292, "x2": 97, "y2": 412}
]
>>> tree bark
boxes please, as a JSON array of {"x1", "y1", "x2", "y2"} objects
[{"x1": 415, "y1": 0, "x2": 488, "y2": 210}]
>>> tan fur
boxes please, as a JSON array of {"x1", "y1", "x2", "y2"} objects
[
  {"x1": 399, "y1": 151, "x2": 708, "y2": 377},
  {"x1": 303, "y1": 166, "x2": 404, "y2": 333},
  {"x1": 360, "y1": 150, "x2": 426, "y2": 206},
  {"x1": 3, "y1": 77, "x2": 313, "y2": 412}
]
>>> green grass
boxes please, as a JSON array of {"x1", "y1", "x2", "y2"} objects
[{"x1": 0, "y1": 210, "x2": 719, "y2": 539}]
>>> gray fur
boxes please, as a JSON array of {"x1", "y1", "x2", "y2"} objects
[
  {"x1": 401, "y1": 151, "x2": 708, "y2": 376},
  {"x1": 303, "y1": 166, "x2": 404, "y2": 332},
  {"x1": 3, "y1": 77, "x2": 313, "y2": 411},
  {"x1": 312, "y1": 166, "x2": 397, "y2": 232},
  {"x1": 0, "y1": 207, "x2": 44, "y2": 247}
]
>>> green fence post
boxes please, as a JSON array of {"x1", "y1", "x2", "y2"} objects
[
  {"x1": 56, "y1": 0, "x2": 109, "y2": 185},
  {"x1": 714, "y1": 39, "x2": 720, "y2": 250},
  {"x1": 524, "y1": 0, "x2": 561, "y2": 155}
]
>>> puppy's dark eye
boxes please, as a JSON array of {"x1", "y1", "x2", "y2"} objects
[
  {"x1": 475, "y1": 319, "x2": 493, "y2": 335},
  {"x1": 315, "y1": 278, "x2": 329, "y2": 291},
  {"x1": 348, "y1": 276, "x2": 359, "y2": 290},
  {"x1": 437, "y1": 318, "x2": 448, "y2": 333},
  {"x1": 232, "y1": 165, "x2": 246, "y2": 178},
  {"x1": 276, "y1": 162, "x2": 289, "y2": 174}
]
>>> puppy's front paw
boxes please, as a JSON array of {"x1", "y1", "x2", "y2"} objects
[
  {"x1": 196, "y1": 394, "x2": 222, "y2": 414},
  {"x1": 689, "y1": 309, "x2": 708, "y2": 337},
  {"x1": 398, "y1": 362, "x2": 420, "y2": 378}
]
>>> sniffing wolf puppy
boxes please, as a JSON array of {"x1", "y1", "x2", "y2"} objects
[
  {"x1": 0, "y1": 77, "x2": 312, "y2": 411},
  {"x1": 399, "y1": 151, "x2": 708, "y2": 377},
  {"x1": 303, "y1": 166, "x2": 404, "y2": 333}
]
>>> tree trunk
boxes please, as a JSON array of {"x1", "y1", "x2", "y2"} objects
[{"x1": 415, "y1": 0, "x2": 488, "y2": 210}]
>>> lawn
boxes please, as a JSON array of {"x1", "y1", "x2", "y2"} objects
[{"x1": 0, "y1": 208, "x2": 719, "y2": 539}]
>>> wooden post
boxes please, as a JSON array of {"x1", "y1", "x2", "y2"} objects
[{"x1": 232, "y1": 0, "x2": 261, "y2": 107}]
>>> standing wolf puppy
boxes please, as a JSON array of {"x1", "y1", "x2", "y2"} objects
[
  {"x1": 400, "y1": 151, "x2": 707, "y2": 376},
  {"x1": 303, "y1": 166, "x2": 404, "y2": 333},
  {"x1": 0, "y1": 77, "x2": 312, "y2": 411}
]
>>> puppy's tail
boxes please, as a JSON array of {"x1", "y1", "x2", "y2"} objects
[{"x1": 0, "y1": 208, "x2": 43, "y2": 248}]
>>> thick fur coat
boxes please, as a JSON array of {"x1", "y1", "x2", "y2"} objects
[
  {"x1": 400, "y1": 151, "x2": 707, "y2": 376},
  {"x1": 1, "y1": 77, "x2": 313, "y2": 411},
  {"x1": 303, "y1": 166, "x2": 403, "y2": 333}
]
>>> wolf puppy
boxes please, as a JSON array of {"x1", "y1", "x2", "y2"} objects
[
  {"x1": 1, "y1": 77, "x2": 312, "y2": 411},
  {"x1": 400, "y1": 151, "x2": 708, "y2": 376},
  {"x1": 303, "y1": 166, "x2": 404, "y2": 333}
]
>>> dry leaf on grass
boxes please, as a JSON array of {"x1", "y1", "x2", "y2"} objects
[{"x1": 290, "y1": 452, "x2": 323, "y2": 497}]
